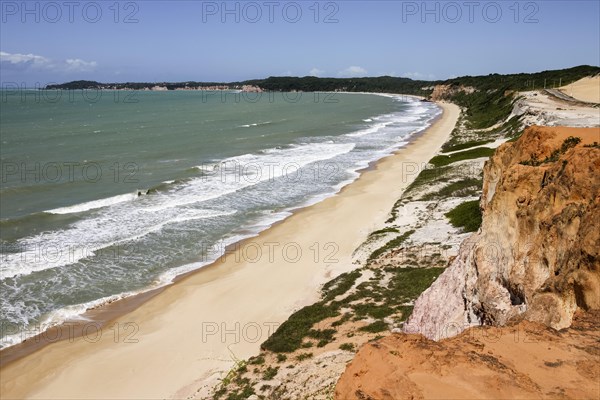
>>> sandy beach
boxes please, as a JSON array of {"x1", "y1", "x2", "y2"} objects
[{"x1": 0, "y1": 102, "x2": 460, "y2": 400}]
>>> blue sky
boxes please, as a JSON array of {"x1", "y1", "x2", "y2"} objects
[{"x1": 1, "y1": 1, "x2": 599, "y2": 85}]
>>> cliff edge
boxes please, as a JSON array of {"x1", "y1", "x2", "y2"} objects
[{"x1": 335, "y1": 310, "x2": 599, "y2": 399}]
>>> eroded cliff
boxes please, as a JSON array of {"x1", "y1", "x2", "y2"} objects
[{"x1": 403, "y1": 126, "x2": 599, "y2": 339}]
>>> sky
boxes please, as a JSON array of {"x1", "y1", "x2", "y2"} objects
[{"x1": 1, "y1": 0, "x2": 599, "y2": 86}]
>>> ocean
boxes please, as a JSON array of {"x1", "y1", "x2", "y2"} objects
[{"x1": 0, "y1": 90, "x2": 440, "y2": 347}]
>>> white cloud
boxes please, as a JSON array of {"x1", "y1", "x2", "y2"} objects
[
  {"x1": 0, "y1": 51, "x2": 97, "y2": 72},
  {"x1": 0, "y1": 51, "x2": 50, "y2": 68},
  {"x1": 309, "y1": 68, "x2": 325, "y2": 77},
  {"x1": 338, "y1": 66, "x2": 368, "y2": 78},
  {"x1": 65, "y1": 58, "x2": 97, "y2": 72},
  {"x1": 401, "y1": 72, "x2": 436, "y2": 80}
]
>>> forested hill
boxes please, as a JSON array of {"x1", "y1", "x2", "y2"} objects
[{"x1": 45, "y1": 65, "x2": 599, "y2": 95}]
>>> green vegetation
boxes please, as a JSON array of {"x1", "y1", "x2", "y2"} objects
[
  {"x1": 321, "y1": 270, "x2": 361, "y2": 302},
  {"x1": 262, "y1": 366, "x2": 279, "y2": 380},
  {"x1": 444, "y1": 65, "x2": 600, "y2": 93},
  {"x1": 493, "y1": 115, "x2": 522, "y2": 137},
  {"x1": 441, "y1": 113, "x2": 521, "y2": 155},
  {"x1": 213, "y1": 361, "x2": 255, "y2": 400},
  {"x1": 445, "y1": 200, "x2": 482, "y2": 232},
  {"x1": 276, "y1": 353, "x2": 286, "y2": 363},
  {"x1": 331, "y1": 313, "x2": 351, "y2": 327},
  {"x1": 295, "y1": 352, "x2": 313, "y2": 361},
  {"x1": 308, "y1": 329, "x2": 336, "y2": 348},
  {"x1": 450, "y1": 89, "x2": 514, "y2": 129},
  {"x1": 341, "y1": 267, "x2": 444, "y2": 329},
  {"x1": 429, "y1": 147, "x2": 495, "y2": 167},
  {"x1": 382, "y1": 266, "x2": 445, "y2": 301},
  {"x1": 359, "y1": 320, "x2": 388, "y2": 333},
  {"x1": 261, "y1": 264, "x2": 443, "y2": 355},
  {"x1": 369, "y1": 227, "x2": 399, "y2": 236},
  {"x1": 214, "y1": 384, "x2": 254, "y2": 400},
  {"x1": 397, "y1": 305, "x2": 415, "y2": 322},
  {"x1": 248, "y1": 355, "x2": 265, "y2": 365},
  {"x1": 247, "y1": 76, "x2": 433, "y2": 96},
  {"x1": 441, "y1": 139, "x2": 495, "y2": 153},
  {"x1": 387, "y1": 166, "x2": 452, "y2": 220},
  {"x1": 339, "y1": 343, "x2": 355, "y2": 352},
  {"x1": 368, "y1": 230, "x2": 415, "y2": 262},
  {"x1": 420, "y1": 178, "x2": 483, "y2": 201},
  {"x1": 555, "y1": 136, "x2": 581, "y2": 154},
  {"x1": 584, "y1": 142, "x2": 600, "y2": 148},
  {"x1": 261, "y1": 302, "x2": 338, "y2": 353},
  {"x1": 353, "y1": 303, "x2": 395, "y2": 319},
  {"x1": 507, "y1": 132, "x2": 523, "y2": 142},
  {"x1": 404, "y1": 166, "x2": 452, "y2": 194}
]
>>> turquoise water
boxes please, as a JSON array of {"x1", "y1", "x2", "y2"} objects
[{"x1": 0, "y1": 90, "x2": 440, "y2": 347}]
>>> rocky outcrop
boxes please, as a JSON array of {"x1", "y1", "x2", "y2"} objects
[
  {"x1": 241, "y1": 85, "x2": 263, "y2": 93},
  {"x1": 429, "y1": 84, "x2": 476, "y2": 101},
  {"x1": 404, "y1": 126, "x2": 600, "y2": 340},
  {"x1": 335, "y1": 310, "x2": 600, "y2": 400}
]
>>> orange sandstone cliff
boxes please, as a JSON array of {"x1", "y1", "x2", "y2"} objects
[
  {"x1": 335, "y1": 126, "x2": 600, "y2": 399},
  {"x1": 405, "y1": 126, "x2": 600, "y2": 339}
]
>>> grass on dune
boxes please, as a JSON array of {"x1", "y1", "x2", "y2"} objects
[
  {"x1": 367, "y1": 230, "x2": 415, "y2": 262},
  {"x1": 441, "y1": 139, "x2": 494, "y2": 153},
  {"x1": 445, "y1": 200, "x2": 482, "y2": 232},
  {"x1": 429, "y1": 147, "x2": 495, "y2": 167},
  {"x1": 420, "y1": 178, "x2": 483, "y2": 201}
]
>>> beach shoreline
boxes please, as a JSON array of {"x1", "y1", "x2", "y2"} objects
[
  {"x1": 0, "y1": 91, "x2": 429, "y2": 353},
  {"x1": 0, "y1": 101, "x2": 460, "y2": 400},
  {"x1": 0, "y1": 92, "x2": 435, "y2": 362}
]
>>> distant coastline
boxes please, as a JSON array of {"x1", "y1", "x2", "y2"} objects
[{"x1": 41, "y1": 65, "x2": 599, "y2": 96}]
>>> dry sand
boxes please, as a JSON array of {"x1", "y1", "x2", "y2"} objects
[
  {"x1": 0, "y1": 103, "x2": 460, "y2": 400},
  {"x1": 560, "y1": 75, "x2": 600, "y2": 103}
]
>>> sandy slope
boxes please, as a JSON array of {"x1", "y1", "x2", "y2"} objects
[
  {"x1": 0, "y1": 103, "x2": 460, "y2": 400},
  {"x1": 515, "y1": 90, "x2": 600, "y2": 127},
  {"x1": 336, "y1": 311, "x2": 600, "y2": 400},
  {"x1": 560, "y1": 75, "x2": 600, "y2": 103}
]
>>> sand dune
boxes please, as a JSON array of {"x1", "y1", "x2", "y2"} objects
[{"x1": 560, "y1": 75, "x2": 600, "y2": 103}]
